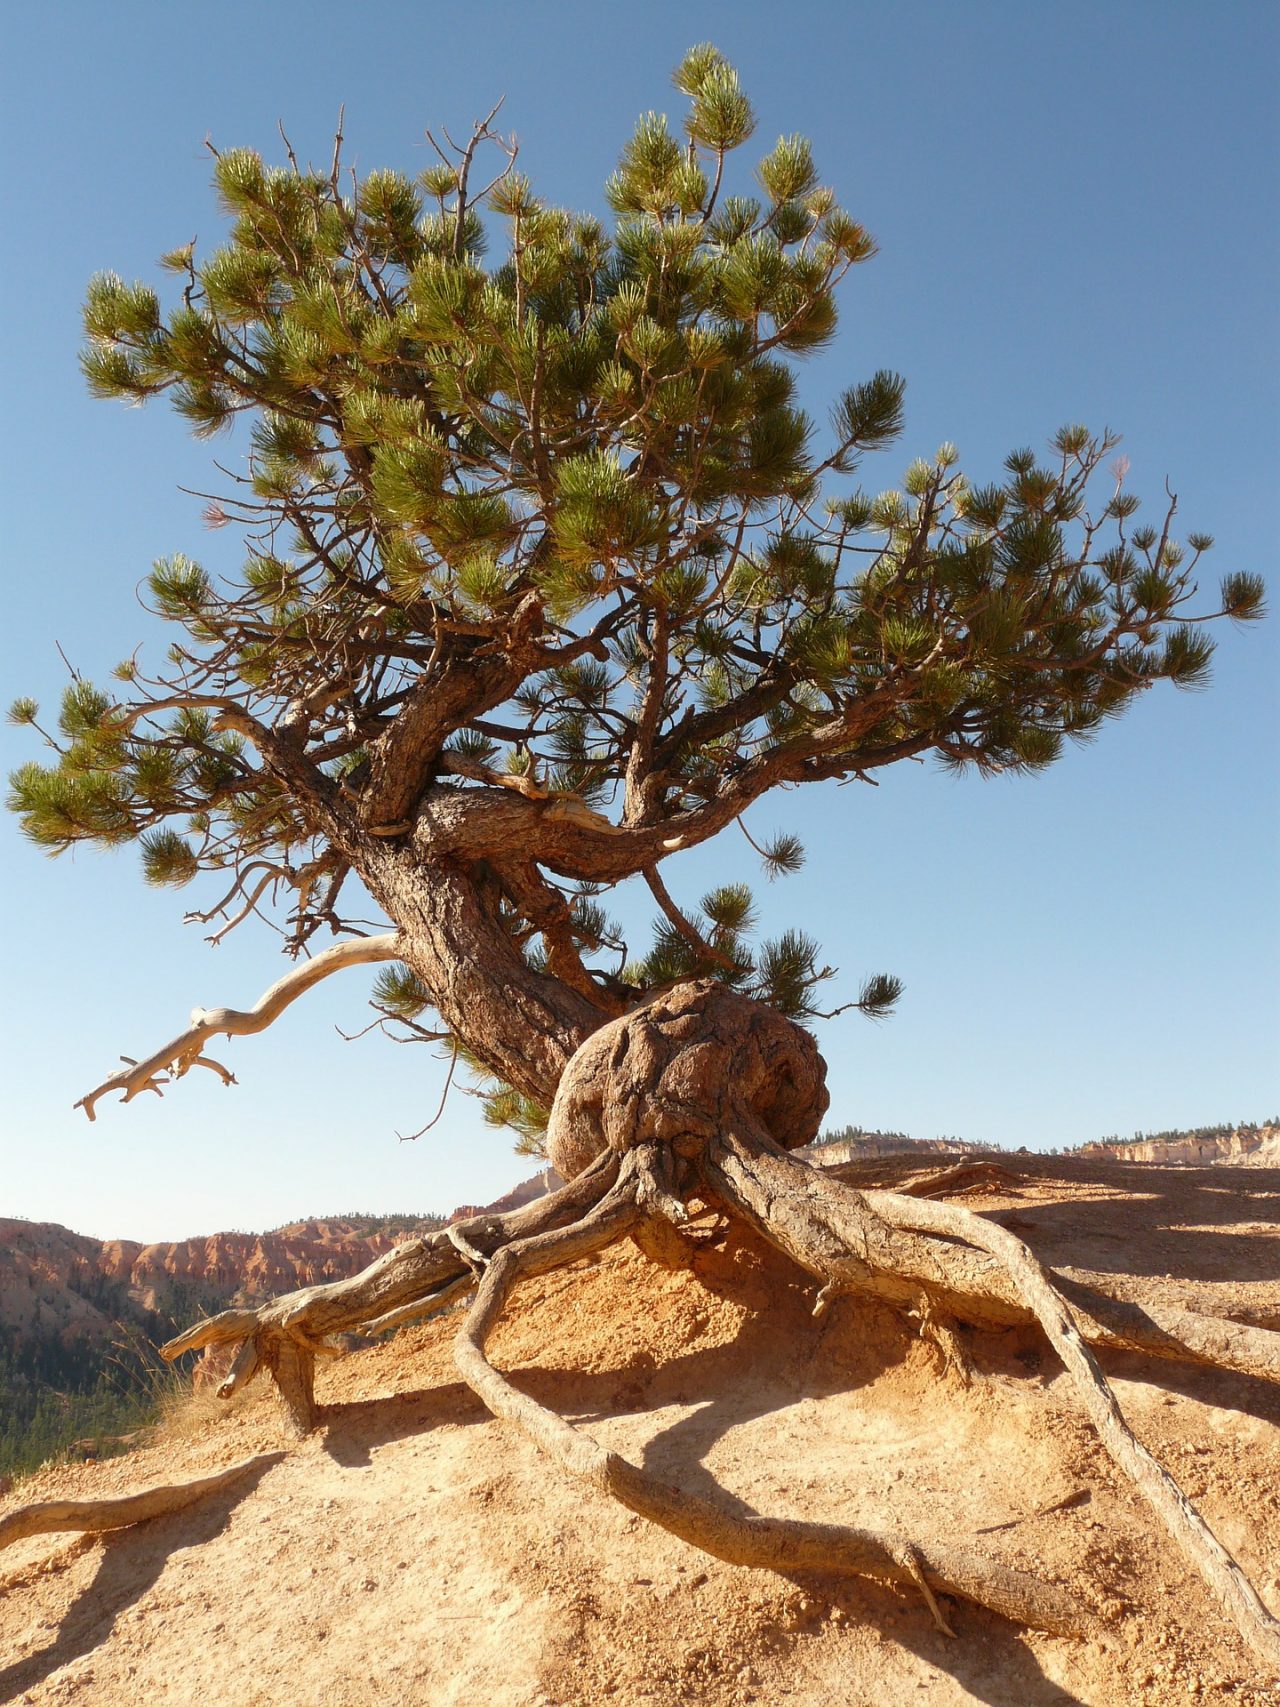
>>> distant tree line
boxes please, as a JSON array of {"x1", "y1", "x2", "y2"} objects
[
  {"x1": 811, "y1": 1120, "x2": 1278, "y2": 1158},
  {"x1": 0, "y1": 1315, "x2": 201, "y2": 1481},
  {"x1": 1089, "y1": 1119, "x2": 1278, "y2": 1150},
  {"x1": 812, "y1": 1124, "x2": 999, "y2": 1152},
  {"x1": 0, "y1": 1264, "x2": 226, "y2": 1481},
  {"x1": 812, "y1": 1124, "x2": 912, "y2": 1147},
  {"x1": 264, "y1": 1212, "x2": 447, "y2": 1238}
]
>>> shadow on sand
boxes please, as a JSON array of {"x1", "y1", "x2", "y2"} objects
[
  {"x1": 0, "y1": 1456, "x2": 281, "y2": 1701},
  {"x1": 11, "y1": 1163, "x2": 1273, "y2": 1705}
]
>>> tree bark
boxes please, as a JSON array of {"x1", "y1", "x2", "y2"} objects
[{"x1": 361, "y1": 844, "x2": 604, "y2": 1105}]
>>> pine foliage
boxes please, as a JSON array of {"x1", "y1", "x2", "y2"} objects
[{"x1": 8, "y1": 49, "x2": 1264, "y2": 1144}]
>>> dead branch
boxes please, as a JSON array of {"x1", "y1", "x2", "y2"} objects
[
  {"x1": 0, "y1": 1453, "x2": 285, "y2": 1551},
  {"x1": 75, "y1": 933, "x2": 402, "y2": 1120}
]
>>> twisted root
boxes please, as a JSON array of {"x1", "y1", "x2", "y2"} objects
[
  {"x1": 17, "y1": 983, "x2": 1277, "y2": 1672},
  {"x1": 706, "y1": 1126, "x2": 1280, "y2": 1672},
  {"x1": 452, "y1": 1144, "x2": 1085, "y2": 1636},
  {"x1": 158, "y1": 1151, "x2": 623, "y2": 1432}
]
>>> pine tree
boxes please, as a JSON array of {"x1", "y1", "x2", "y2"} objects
[{"x1": 7, "y1": 48, "x2": 1277, "y2": 1665}]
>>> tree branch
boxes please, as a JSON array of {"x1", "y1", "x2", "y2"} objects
[
  {"x1": 643, "y1": 864, "x2": 740, "y2": 974},
  {"x1": 359, "y1": 595, "x2": 544, "y2": 832},
  {"x1": 75, "y1": 933, "x2": 402, "y2": 1120}
]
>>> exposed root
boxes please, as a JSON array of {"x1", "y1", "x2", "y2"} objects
[
  {"x1": 261, "y1": 1334, "x2": 319, "y2": 1436},
  {"x1": 354, "y1": 1273, "x2": 476, "y2": 1336},
  {"x1": 160, "y1": 1151, "x2": 622, "y2": 1424},
  {"x1": 895, "y1": 1160, "x2": 1020, "y2": 1198},
  {"x1": 976, "y1": 1489, "x2": 1092, "y2": 1536},
  {"x1": 709, "y1": 1128, "x2": 1280, "y2": 1673},
  {"x1": 46, "y1": 978, "x2": 1279, "y2": 1667},
  {"x1": 874, "y1": 1181, "x2": 1280, "y2": 1671},
  {"x1": 914, "y1": 1296, "x2": 974, "y2": 1389},
  {"x1": 446, "y1": 1222, "x2": 491, "y2": 1272},
  {"x1": 711, "y1": 1136, "x2": 1280, "y2": 1383},
  {"x1": 631, "y1": 1139, "x2": 691, "y2": 1226},
  {"x1": 452, "y1": 1155, "x2": 1086, "y2": 1637},
  {"x1": 0, "y1": 1453, "x2": 285, "y2": 1553}
]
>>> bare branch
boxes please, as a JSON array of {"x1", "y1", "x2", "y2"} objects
[
  {"x1": 75, "y1": 933, "x2": 402, "y2": 1120},
  {"x1": 397, "y1": 1041, "x2": 460, "y2": 1141}
]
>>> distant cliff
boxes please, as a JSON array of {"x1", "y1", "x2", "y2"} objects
[
  {"x1": 0, "y1": 1212, "x2": 443, "y2": 1477},
  {"x1": 447, "y1": 1168, "x2": 563, "y2": 1224},
  {"x1": 1078, "y1": 1125, "x2": 1279, "y2": 1168},
  {"x1": 0, "y1": 1214, "x2": 447, "y2": 1349},
  {"x1": 808, "y1": 1127, "x2": 996, "y2": 1166}
]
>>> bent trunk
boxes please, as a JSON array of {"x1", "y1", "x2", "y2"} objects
[{"x1": 362, "y1": 845, "x2": 604, "y2": 1106}]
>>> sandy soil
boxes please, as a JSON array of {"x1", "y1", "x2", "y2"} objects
[{"x1": 1, "y1": 1155, "x2": 1277, "y2": 1706}]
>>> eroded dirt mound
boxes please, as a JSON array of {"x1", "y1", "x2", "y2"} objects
[{"x1": 1, "y1": 1157, "x2": 1277, "y2": 1705}]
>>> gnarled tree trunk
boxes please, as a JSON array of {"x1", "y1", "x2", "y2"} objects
[
  {"x1": 39, "y1": 872, "x2": 1280, "y2": 1674},
  {"x1": 362, "y1": 844, "x2": 602, "y2": 1105}
]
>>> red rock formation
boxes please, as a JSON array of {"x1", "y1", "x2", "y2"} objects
[
  {"x1": 96, "y1": 1229, "x2": 412, "y2": 1310},
  {"x1": 0, "y1": 1216, "x2": 445, "y2": 1354},
  {"x1": 447, "y1": 1168, "x2": 563, "y2": 1224}
]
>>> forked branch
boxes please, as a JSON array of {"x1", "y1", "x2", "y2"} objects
[{"x1": 75, "y1": 933, "x2": 402, "y2": 1119}]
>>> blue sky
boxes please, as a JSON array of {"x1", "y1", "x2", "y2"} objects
[{"x1": 2, "y1": 2, "x2": 1276, "y2": 1242}]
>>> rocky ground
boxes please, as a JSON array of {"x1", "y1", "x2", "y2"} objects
[{"x1": 0, "y1": 1154, "x2": 1277, "y2": 1706}]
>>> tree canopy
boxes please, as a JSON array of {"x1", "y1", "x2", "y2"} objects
[
  {"x1": 6, "y1": 50, "x2": 1280, "y2": 1671},
  {"x1": 8, "y1": 44, "x2": 1264, "y2": 1141}
]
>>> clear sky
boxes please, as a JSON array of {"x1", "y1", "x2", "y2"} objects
[{"x1": 2, "y1": 2, "x2": 1276, "y2": 1243}]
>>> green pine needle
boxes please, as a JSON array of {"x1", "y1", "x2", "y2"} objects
[
  {"x1": 760, "y1": 833, "x2": 805, "y2": 878},
  {"x1": 857, "y1": 972, "x2": 903, "y2": 1020}
]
